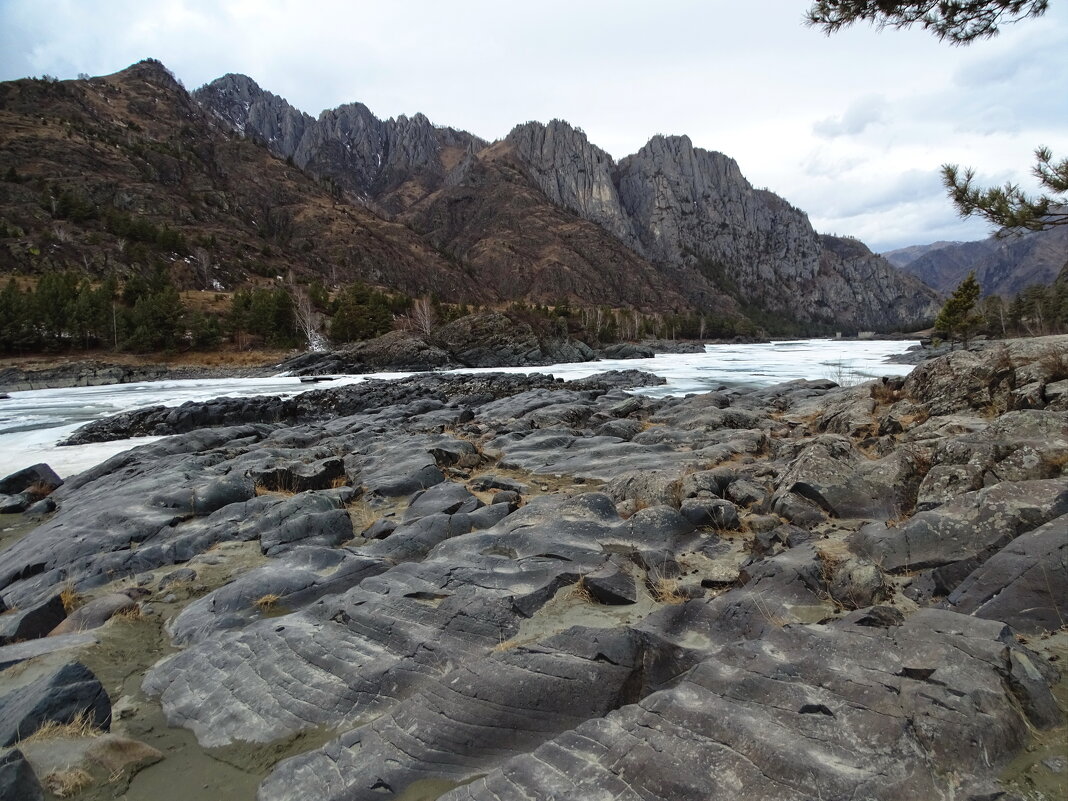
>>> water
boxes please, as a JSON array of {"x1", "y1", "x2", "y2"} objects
[{"x1": 0, "y1": 338, "x2": 918, "y2": 478}]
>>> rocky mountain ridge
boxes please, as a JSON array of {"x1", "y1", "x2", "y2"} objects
[{"x1": 196, "y1": 75, "x2": 940, "y2": 331}]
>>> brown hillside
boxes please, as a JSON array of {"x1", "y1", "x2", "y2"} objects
[{"x1": 0, "y1": 60, "x2": 483, "y2": 300}]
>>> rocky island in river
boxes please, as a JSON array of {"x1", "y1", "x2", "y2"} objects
[{"x1": 0, "y1": 335, "x2": 1065, "y2": 801}]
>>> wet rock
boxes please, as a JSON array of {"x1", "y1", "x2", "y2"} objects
[{"x1": 0, "y1": 662, "x2": 110, "y2": 746}]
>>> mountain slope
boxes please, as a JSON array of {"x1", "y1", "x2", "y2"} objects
[
  {"x1": 888, "y1": 227, "x2": 1068, "y2": 297},
  {"x1": 199, "y1": 75, "x2": 937, "y2": 330},
  {"x1": 506, "y1": 122, "x2": 939, "y2": 330},
  {"x1": 0, "y1": 61, "x2": 482, "y2": 300}
]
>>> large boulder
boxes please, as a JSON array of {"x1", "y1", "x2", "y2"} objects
[
  {"x1": 850, "y1": 479, "x2": 1068, "y2": 591},
  {"x1": 0, "y1": 662, "x2": 110, "y2": 746},
  {"x1": 946, "y1": 514, "x2": 1068, "y2": 633}
]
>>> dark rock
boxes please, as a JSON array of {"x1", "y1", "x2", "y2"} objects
[
  {"x1": 0, "y1": 464, "x2": 62, "y2": 497},
  {"x1": 490, "y1": 490, "x2": 521, "y2": 511},
  {"x1": 0, "y1": 662, "x2": 110, "y2": 746},
  {"x1": 600, "y1": 343, "x2": 655, "y2": 359},
  {"x1": 362, "y1": 518, "x2": 397, "y2": 540},
  {"x1": 679, "y1": 499, "x2": 741, "y2": 530},
  {"x1": 404, "y1": 482, "x2": 483, "y2": 521},
  {"x1": 0, "y1": 748, "x2": 44, "y2": 801},
  {"x1": 0, "y1": 595, "x2": 66, "y2": 645},
  {"x1": 469, "y1": 475, "x2": 527, "y2": 494},
  {"x1": 946, "y1": 514, "x2": 1068, "y2": 633},
  {"x1": 584, "y1": 565, "x2": 637, "y2": 605}
]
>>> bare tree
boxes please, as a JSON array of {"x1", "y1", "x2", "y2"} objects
[
  {"x1": 398, "y1": 296, "x2": 438, "y2": 339},
  {"x1": 289, "y1": 285, "x2": 326, "y2": 351}
]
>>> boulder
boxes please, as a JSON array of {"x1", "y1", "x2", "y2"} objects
[
  {"x1": 0, "y1": 662, "x2": 110, "y2": 746},
  {"x1": 946, "y1": 514, "x2": 1068, "y2": 634},
  {"x1": 49, "y1": 589, "x2": 149, "y2": 636},
  {"x1": 583, "y1": 564, "x2": 637, "y2": 605},
  {"x1": 0, "y1": 749, "x2": 44, "y2": 801},
  {"x1": 0, "y1": 464, "x2": 62, "y2": 497},
  {"x1": 0, "y1": 595, "x2": 66, "y2": 645}
]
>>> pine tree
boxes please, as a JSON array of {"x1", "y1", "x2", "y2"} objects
[{"x1": 935, "y1": 272, "x2": 983, "y2": 347}]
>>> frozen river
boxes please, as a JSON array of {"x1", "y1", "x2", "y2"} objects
[{"x1": 0, "y1": 338, "x2": 919, "y2": 478}]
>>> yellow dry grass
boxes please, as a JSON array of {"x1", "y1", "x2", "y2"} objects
[
  {"x1": 44, "y1": 768, "x2": 93, "y2": 798},
  {"x1": 255, "y1": 593, "x2": 281, "y2": 612},
  {"x1": 20, "y1": 711, "x2": 102, "y2": 744}
]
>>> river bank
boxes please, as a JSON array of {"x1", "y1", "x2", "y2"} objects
[{"x1": 0, "y1": 335, "x2": 1065, "y2": 801}]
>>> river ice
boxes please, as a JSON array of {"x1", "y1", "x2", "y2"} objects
[{"x1": 0, "y1": 338, "x2": 918, "y2": 478}]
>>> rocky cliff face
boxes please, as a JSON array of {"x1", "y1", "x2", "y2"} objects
[
  {"x1": 506, "y1": 124, "x2": 937, "y2": 330},
  {"x1": 193, "y1": 73, "x2": 313, "y2": 160},
  {"x1": 887, "y1": 226, "x2": 1068, "y2": 297},
  {"x1": 194, "y1": 73, "x2": 937, "y2": 330},
  {"x1": 196, "y1": 76, "x2": 485, "y2": 214}
]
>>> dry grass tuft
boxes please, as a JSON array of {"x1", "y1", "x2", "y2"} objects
[
  {"x1": 650, "y1": 576, "x2": 687, "y2": 605},
  {"x1": 254, "y1": 593, "x2": 281, "y2": 612},
  {"x1": 26, "y1": 479, "x2": 57, "y2": 499},
  {"x1": 20, "y1": 711, "x2": 102, "y2": 743},
  {"x1": 253, "y1": 481, "x2": 297, "y2": 497},
  {"x1": 329, "y1": 474, "x2": 349, "y2": 489},
  {"x1": 113, "y1": 604, "x2": 145, "y2": 622},
  {"x1": 566, "y1": 579, "x2": 594, "y2": 605},
  {"x1": 44, "y1": 768, "x2": 93, "y2": 798},
  {"x1": 59, "y1": 584, "x2": 81, "y2": 614}
]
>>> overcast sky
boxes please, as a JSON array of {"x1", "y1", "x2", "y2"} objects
[{"x1": 2, "y1": 0, "x2": 1065, "y2": 252}]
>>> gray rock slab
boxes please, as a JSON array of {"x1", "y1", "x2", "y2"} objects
[
  {"x1": 946, "y1": 514, "x2": 1068, "y2": 633},
  {"x1": 851, "y1": 479, "x2": 1068, "y2": 573}
]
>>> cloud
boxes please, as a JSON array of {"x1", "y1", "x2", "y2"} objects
[{"x1": 813, "y1": 95, "x2": 885, "y2": 138}]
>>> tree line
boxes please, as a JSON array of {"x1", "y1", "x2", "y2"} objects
[{"x1": 935, "y1": 270, "x2": 1068, "y2": 346}]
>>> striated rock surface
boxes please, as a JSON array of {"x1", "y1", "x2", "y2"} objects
[{"x1": 1, "y1": 336, "x2": 1065, "y2": 800}]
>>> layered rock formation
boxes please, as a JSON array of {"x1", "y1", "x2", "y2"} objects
[{"x1": 1, "y1": 337, "x2": 1065, "y2": 799}]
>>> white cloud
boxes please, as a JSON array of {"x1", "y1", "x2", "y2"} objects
[{"x1": 813, "y1": 95, "x2": 885, "y2": 138}]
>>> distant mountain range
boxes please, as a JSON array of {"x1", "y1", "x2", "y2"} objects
[
  {"x1": 0, "y1": 59, "x2": 940, "y2": 333},
  {"x1": 883, "y1": 226, "x2": 1068, "y2": 297}
]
